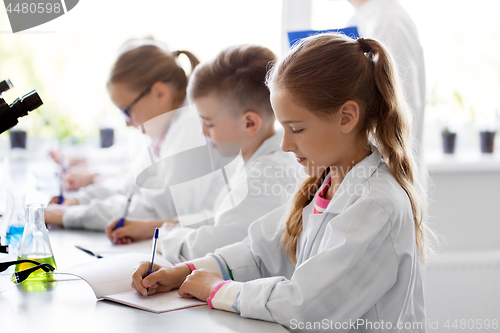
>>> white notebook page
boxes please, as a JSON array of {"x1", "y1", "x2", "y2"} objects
[{"x1": 55, "y1": 252, "x2": 206, "y2": 313}]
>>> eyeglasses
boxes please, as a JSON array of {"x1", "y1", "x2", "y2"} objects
[
  {"x1": 0, "y1": 259, "x2": 55, "y2": 284},
  {"x1": 119, "y1": 86, "x2": 152, "y2": 120}
]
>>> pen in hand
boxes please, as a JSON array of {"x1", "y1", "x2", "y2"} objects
[
  {"x1": 147, "y1": 228, "x2": 160, "y2": 296},
  {"x1": 58, "y1": 154, "x2": 66, "y2": 204},
  {"x1": 112, "y1": 191, "x2": 134, "y2": 244}
]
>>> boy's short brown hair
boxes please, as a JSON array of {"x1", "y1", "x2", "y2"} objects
[{"x1": 189, "y1": 45, "x2": 276, "y2": 118}]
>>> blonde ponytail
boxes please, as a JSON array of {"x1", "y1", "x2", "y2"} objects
[
  {"x1": 361, "y1": 38, "x2": 427, "y2": 265},
  {"x1": 361, "y1": 38, "x2": 413, "y2": 169}
]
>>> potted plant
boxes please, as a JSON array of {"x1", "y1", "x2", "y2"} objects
[
  {"x1": 479, "y1": 130, "x2": 495, "y2": 153},
  {"x1": 99, "y1": 127, "x2": 114, "y2": 148},
  {"x1": 437, "y1": 91, "x2": 465, "y2": 155},
  {"x1": 441, "y1": 126, "x2": 457, "y2": 154},
  {"x1": 9, "y1": 129, "x2": 27, "y2": 149},
  {"x1": 476, "y1": 109, "x2": 498, "y2": 154}
]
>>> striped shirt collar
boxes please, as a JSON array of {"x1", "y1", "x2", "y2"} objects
[{"x1": 313, "y1": 177, "x2": 332, "y2": 214}]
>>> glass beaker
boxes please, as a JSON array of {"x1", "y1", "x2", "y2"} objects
[{"x1": 15, "y1": 204, "x2": 57, "y2": 281}]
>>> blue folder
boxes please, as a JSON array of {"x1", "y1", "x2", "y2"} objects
[{"x1": 287, "y1": 27, "x2": 360, "y2": 48}]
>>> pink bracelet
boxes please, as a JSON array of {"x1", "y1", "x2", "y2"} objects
[
  {"x1": 207, "y1": 280, "x2": 231, "y2": 309},
  {"x1": 174, "y1": 262, "x2": 196, "y2": 272}
]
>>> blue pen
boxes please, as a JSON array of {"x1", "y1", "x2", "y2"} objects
[
  {"x1": 147, "y1": 228, "x2": 160, "y2": 296},
  {"x1": 58, "y1": 154, "x2": 66, "y2": 204},
  {"x1": 114, "y1": 191, "x2": 134, "y2": 230}
]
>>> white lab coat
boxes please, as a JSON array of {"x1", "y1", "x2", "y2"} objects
[
  {"x1": 62, "y1": 105, "x2": 227, "y2": 230},
  {"x1": 192, "y1": 146, "x2": 426, "y2": 332},
  {"x1": 160, "y1": 129, "x2": 302, "y2": 263},
  {"x1": 347, "y1": 0, "x2": 426, "y2": 161},
  {"x1": 68, "y1": 172, "x2": 138, "y2": 205}
]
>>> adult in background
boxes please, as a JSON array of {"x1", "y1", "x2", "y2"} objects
[{"x1": 347, "y1": 0, "x2": 425, "y2": 161}]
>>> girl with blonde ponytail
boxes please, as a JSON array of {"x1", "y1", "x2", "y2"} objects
[
  {"x1": 280, "y1": 35, "x2": 429, "y2": 266},
  {"x1": 46, "y1": 39, "x2": 227, "y2": 237},
  {"x1": 130, "y1": 33, "x2": 429, "y2": 332}
]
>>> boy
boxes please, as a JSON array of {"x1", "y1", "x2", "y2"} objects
[{"x1": 107, "y1": 45, "x2": 301, "y2": 263}]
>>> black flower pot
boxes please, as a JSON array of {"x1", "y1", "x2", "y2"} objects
[
  {"x1": 100, "y1": 128, "x2": 114, "y2": 148},
  {"x1": 479, "y1": 131, "x2": 495, "y2": 153},
  {"x1": 441, "y1": 132, "x2": 456, "y2": 154},
  {"x1": 9, "y1": 130, "x2": 27, "y2": 149}
]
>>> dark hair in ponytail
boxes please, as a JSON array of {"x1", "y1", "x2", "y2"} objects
[
  {"x1": 108, "y1": 38, "x2": 200, "y2": 105},
  {"x1": 267, "y1": 33, "x2": 429, "y2": 266},
  {"x1": 172, "y1": 50, "x2": 200, "y2": 73}
]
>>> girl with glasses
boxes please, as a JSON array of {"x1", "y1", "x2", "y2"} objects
[{"x1": 45, "y1": 39, "x2": 226, "y2": 234}]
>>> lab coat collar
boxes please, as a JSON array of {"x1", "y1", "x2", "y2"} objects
[
  {"x1": 157, "y1": 99, "x2": 190, "y2": 157},
  {"x1": 166, "y1": 99, "x2": 188, "y2": 130},
  {"x1": 321, "y1": 145, "x2": 383, "y2": 215},
  {"x1": 245, "y1": 128, "x2": 284, "y2": 168}
]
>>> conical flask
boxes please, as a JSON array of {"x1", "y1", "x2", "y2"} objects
[{"x1": 15, "y1": 203, "x2": 57, "y2": 280}]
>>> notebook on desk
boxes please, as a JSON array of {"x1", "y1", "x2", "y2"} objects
[{"x1": 55, "y1": 252, "x2": 206, "y2": 313}]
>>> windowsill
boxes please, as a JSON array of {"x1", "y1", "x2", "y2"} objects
[{"x1": 424, "y1": 150, "x2": 500, "y2": 174}]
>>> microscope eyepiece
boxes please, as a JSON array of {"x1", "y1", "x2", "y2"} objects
[
  {"x1": 10, "y1": 90, "x2": 44, "y2": 117},
  {"x1": 0, "y1": 79, "x2": 13, "y2": 94}
]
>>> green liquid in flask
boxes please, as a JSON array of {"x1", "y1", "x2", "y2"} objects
[{"x1": 15, "y1": 254, "x2": 57, "y2": 280}]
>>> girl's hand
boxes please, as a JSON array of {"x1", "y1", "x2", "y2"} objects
[
  {"x1": 131, "y1": 261, "x2": 191, "y2": 296},
  {"x1": 44, "y1": 204, "x2": 67, "y2": 226},
  {"x1": 178, "y1": 269, "x2": 225, "y2": 302},
  {"x1": 49, "y1": 150, "x2": 86, "y2": 167},
  {"x1": 63, "y1": 173, "x2": 97, "y2": 190},
  {"x1": 105, "y1": 219, "x2": 162, "y2": 244},
  {"x1": 49, "y1": 196, "x2": 78, "y2": 206}
]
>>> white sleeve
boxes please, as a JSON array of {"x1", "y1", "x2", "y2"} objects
[
  {"x1": 72, "y1": 172, "x2": 137, "y2": 205},
  {"x1": 214, "y1": 204, "x2": 293, "y2": 281},
  {"x1": 222, "y1": 200, "x2": 402, "y2": 329},
  {"x1": 136, "y1": 187, "x2": 177, "y2": 221},
  {"x1": 210, "y1": 281, "x2": 244, "y2": 313},
  {"x1": 188, "y1": 253, "x2": 244, "y2": 314},
  {"x1": 62, "y1": 191, "x2": 161, "y2": 230},
  {"x1": 188, "y1": 205, "x2": 292, "y2": 315},
  {"x1": 159, "y1": 160, "x2": 296, "y2": 263},
  {"x1": 182, "y1": 206, "x2": 292, "y2": 315},
  {"x1": 189, "y1": 253, "x2": 227, "y2": 278},
  {"x1": 62, "y1": 194, "x2": 126, "y2": 230}
]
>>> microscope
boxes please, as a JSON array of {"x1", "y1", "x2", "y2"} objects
[
  {"x1": 0, "y1": 79, "x2": 42, "y2": 253},
  {"x1": 0, "y1": 79, "x2": 43, "y2": 134}
]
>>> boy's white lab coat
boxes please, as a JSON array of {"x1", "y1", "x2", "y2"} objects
[
  {"x1": 160, "y1": 129, "x2": 301, "y2": 263},
  {"x1": 192, "y1": 146, "x2": 426, "y2": 332},
  {"x1": 62, "y1": 106, "x2": 226, "y2": 230},
  {"x1": 348, "y1": 0, "x2": 425, "y2": 160}
]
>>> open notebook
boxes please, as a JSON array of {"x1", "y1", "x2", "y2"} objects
[{"x1": 55, "y1": 252, "x2": 206, "y2": 313}]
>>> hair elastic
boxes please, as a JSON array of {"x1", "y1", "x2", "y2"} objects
[{"x1": 357, "y1": 38, "x2": 372, "y2": 53}]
